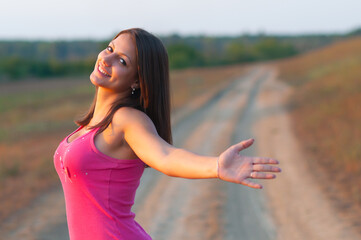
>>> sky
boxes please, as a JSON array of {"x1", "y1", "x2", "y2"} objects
[{"x1": 1, "y1": 0, "x2": 361, "y2": 40}]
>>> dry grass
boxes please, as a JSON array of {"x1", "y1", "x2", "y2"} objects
[
  {"x1": 0, "y1": 64, "x2": 245, "y2": 222},
  {"x1": 275, "y1": 36, "x2": 361, "y2": 208},
  {"x1": 170, "y1": 64, "x2": 247, "y2": 110}
]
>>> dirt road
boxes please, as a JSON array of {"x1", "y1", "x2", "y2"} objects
[{"x1": 2, "y1": 65, "x2": 360, "y2": 239}]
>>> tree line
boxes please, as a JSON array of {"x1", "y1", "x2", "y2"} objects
[
  {"x1": 0, "y1": 31, "x2": 355, "y2": 81},
  {"x1": 167, "y1": 38, "x2": 298, "y2": 69}
]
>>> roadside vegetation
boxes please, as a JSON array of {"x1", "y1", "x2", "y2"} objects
[{"x1": 276, "y1": 36, "x2": 361, "y2": 208}]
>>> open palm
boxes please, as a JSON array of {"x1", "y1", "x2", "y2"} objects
[{"x1": 218, "y1": 139, "x2": 281, "y2": 189}]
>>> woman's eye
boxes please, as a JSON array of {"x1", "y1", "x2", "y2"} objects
[
  {"x1": 120, "y1": 58, "x2": 126, "y2": 66},
  {"x1": 106, "y1": 46, "x2": 113, "y2": 52}
]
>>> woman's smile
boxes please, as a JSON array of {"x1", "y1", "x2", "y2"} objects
[{"x1": 97, "y1": 64, "x2": 111, "y2": 77}]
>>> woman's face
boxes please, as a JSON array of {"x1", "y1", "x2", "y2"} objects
[{"x1": 90, "y1": 33, "x2": 138, "y2": 93}]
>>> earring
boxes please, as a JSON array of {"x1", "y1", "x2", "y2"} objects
[{"x1": 131, "y1": 87, "x2": 136, "y2": 95}]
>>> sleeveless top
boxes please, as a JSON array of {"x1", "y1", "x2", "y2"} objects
[{"x1": 53, "y1": 126, "x2": 152, "y2": 240}]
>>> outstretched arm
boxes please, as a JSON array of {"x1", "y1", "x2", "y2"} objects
[{"x1": 117, "y1": 108, "x2": 281, "y2": 188}]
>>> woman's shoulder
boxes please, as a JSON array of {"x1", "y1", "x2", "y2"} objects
[{"x1": 113, "y1": 107, "x2": 153, "y2": 128}]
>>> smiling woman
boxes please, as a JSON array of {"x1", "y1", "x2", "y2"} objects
[
  {"x1": 90, "y1": 34, "x2": 138, "y2": 93},
  {"x1": 53, "y1": 28, "x2": 281, "y2": 240}
]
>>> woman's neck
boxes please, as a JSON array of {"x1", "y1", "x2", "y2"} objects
[{"x1": 89, "y1": 87, "x2": 128, "y2": 127}]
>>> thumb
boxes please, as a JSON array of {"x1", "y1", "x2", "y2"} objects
[{"x1": 234, "y1": 138, "x2": 254, "y2": 152}]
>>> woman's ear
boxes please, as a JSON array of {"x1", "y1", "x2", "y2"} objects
[{"x1": 131, "y1": 80, "x2": 139, "y2": 89}]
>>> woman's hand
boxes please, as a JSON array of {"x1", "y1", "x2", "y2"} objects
[{"x1": 218, "y1": 138, "x2": 281, "y2": 189}]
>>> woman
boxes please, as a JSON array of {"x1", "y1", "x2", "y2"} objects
[{"x1": 54, "y1": 28, "x2": 281, "y2": 240}]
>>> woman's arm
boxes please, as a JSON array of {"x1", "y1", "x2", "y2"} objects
[
  {"x1": 114, "y1": 107, "x2": 281, "y2": 188},
  {"x1": 114, "y1": 107, "x2": 217, "y2": 178}
]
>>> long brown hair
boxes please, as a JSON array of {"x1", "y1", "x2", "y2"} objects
[{"x1": 76, "y1": 28, "x2": 172, "y2": 150}]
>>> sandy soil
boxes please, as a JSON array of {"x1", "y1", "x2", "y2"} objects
[{"x1": 2, "y1": 65, "x2": 360, "y2": 239}]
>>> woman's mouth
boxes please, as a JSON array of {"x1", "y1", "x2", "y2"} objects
[{"x1": 98, "y1": 65, "x2": 111, "y2": 77}]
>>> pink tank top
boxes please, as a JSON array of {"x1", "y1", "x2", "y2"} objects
[{"x1": 53, "y1": 126, "x2": 152, "y2": 240}]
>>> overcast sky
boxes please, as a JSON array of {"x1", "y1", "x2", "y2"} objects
[{"x1": 1, "y1": 0, "x2": 360, "y2": 40}]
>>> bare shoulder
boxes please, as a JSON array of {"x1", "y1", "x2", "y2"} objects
[{"x1": 112, "y1": 107, "x2": 155, "y2": 130}]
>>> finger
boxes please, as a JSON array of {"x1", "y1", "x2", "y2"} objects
[
  {"x1": 250, "y1": 172, "x2": 276, "y2": 179},
  {"x1": 252, "y1": 157, "x2": 279, "y2": 164},
  {"x1": 234, "y1": 138, "x2": 254, "y2": 152},
  {"x1": 241, "y1": 179, "x2": 263, "y2": 189},
  {"x1": 252, "y1": 165, "x2": 282, "y2": 172}
]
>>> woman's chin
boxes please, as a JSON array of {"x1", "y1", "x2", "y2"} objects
[{"x1": 90, "y1": 71, "x2": 103, "y2": 87}]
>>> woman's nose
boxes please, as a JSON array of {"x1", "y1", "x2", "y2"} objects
[
  {"x1": 101, "y1": 57, "x2": 111, "y2": 67},
  {"x1": 101, "y1": 53, "x2": 112, "y2": 67}
]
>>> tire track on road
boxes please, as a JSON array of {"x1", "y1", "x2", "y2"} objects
[{"x1": 225, "y1": 66, "x2": 277, "y2": 240}]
